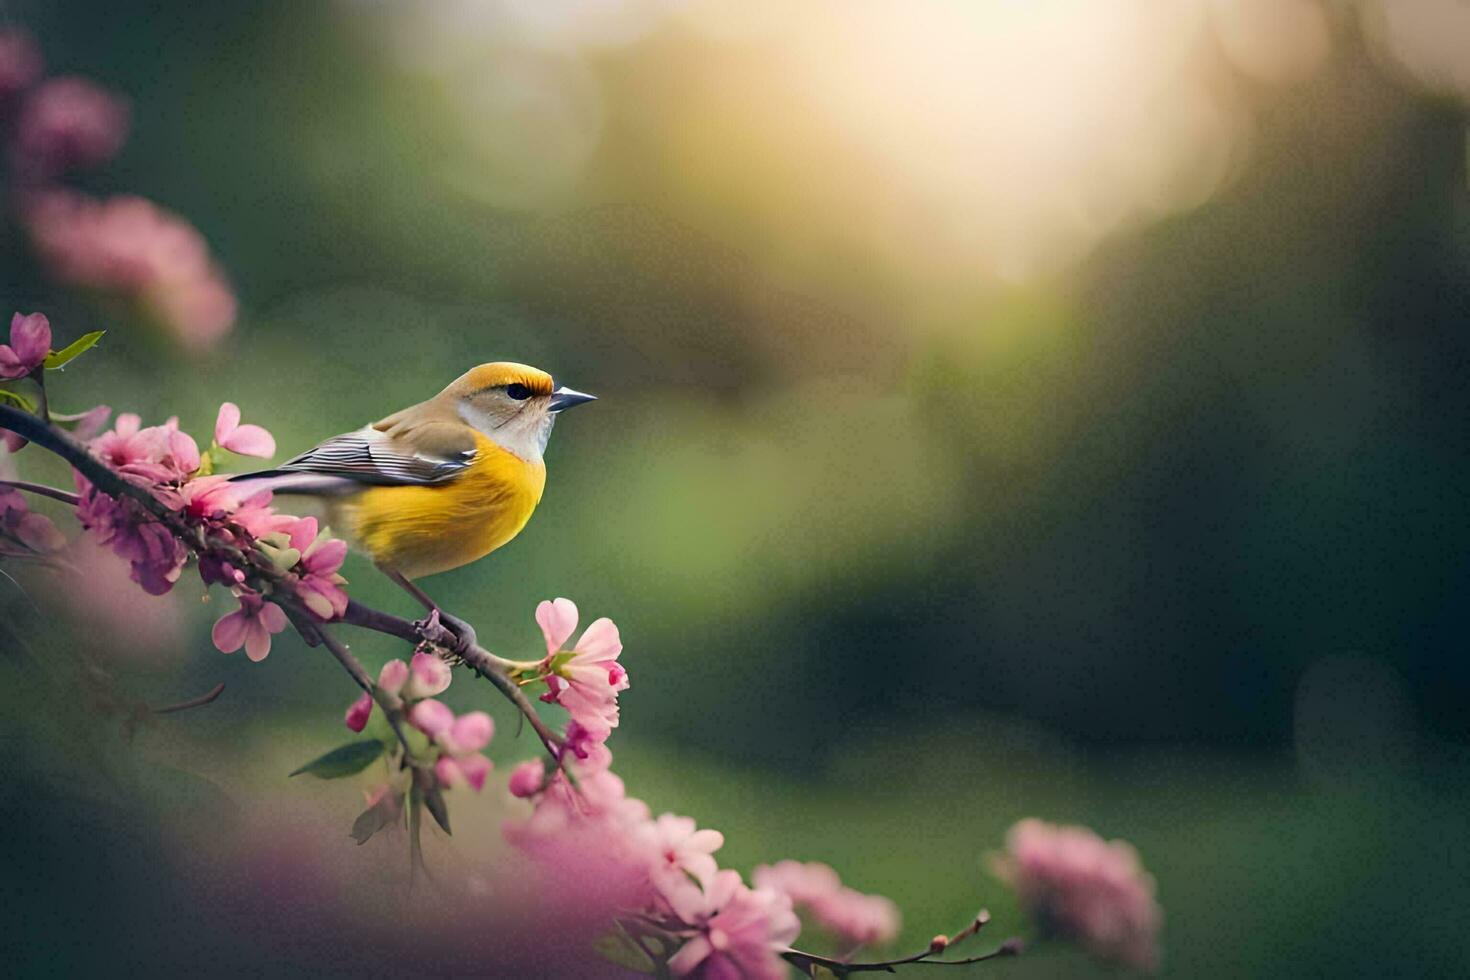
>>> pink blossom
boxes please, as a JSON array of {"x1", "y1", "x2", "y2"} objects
[
  {"x1": 0, "y1": 311, "x2": 50, "y2": 379},
  {"x1": 23, "y1": 190, "x2": 236, "y2": 349},
  {"x1": 639, "y1": 813, "x2": 725, "y2": 918},
  {"x1": 378, "y1": 658, "x2": 410, "y2": 694},
  {"x1": 211, "y1": 592, "x2": 288, "y2": 662},
  {"x1": 2, "y1": 427, "x2": 25, "y2": 454},
  {"x1": 435, "y1": 749, "x2": 492, "y2": 792},
  {"x1": 10, "y1": 76, "x2": 129, "y2": 178},
  {"x1": 0, "y1": 30, "x2": 42, "y2": 99},
  {"x1": 75, "y1": 477, "x2": 189, "y2": 595},
  {"x1": 992, "y1": 818, "x2": 1161, "y2": 971},
  {"x1": 665, "y1": 870, "x2": 801, "y2": 980},
  {"x1": 70, "y1": 404, "x2": 112, "y2": 441},
  {"x1": 214, "y1": 402, "x2": 275, "y2": 458},
  {"x1": 503, "y1": 767, "x2": 658, "y2": 921},
  {"x1": 535, "y1": 597, "x2": 629, "y2": 738},
  {"x1": 752, "y1": 860, "x2": 900, "y2": 949},
  {"x1": 343, "y1": 659, "x2": 411, "y2": 732},
  {"x1": 402, "y1": 650, "x2": 452, "y2": 699},
  {"x1": 179, "y1": 475, "x2": 242, "y2": 520},
  {"x1": 559, "y1": 719, "x2": 612, "y2": 774},
  {"x1": 409, "y1": 699, "x2": 494, "y2": 791},
  {"x1": 507, "y1": 758, "x2": 545, "y2": 798},
  {"x1": 285, "y1": 517, "x2": 348, "y2": 620},
  {"x1": 0, "y1": 487, "x2": 65, "y2": 557},
  {"x1": 88, "y1": 412, "x2": 199, "y2": 485},
  {"x1": 344, "y1": 692, "x2": 373, "y2": 733}
]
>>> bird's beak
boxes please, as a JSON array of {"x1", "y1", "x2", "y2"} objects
[{"x1": 548, "y1": 386, "x2": 597, "y2": 413}]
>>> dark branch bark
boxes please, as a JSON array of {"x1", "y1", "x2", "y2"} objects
[{"x1": 0, "y1": 479, "x2": 81, "y2": 506}]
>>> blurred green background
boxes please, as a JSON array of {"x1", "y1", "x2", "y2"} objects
[{"x1": 2, "y1": 1, "x2": 1469, "y2": 976}]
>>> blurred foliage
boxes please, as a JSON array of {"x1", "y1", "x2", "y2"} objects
[{"x1": 2, "y1": 1, "x2": 1469, "y2": 977}]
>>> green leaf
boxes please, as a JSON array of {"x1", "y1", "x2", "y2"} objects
[
  {"x1": 593, "y1": 928, "x2": 656, "y2": 974},
  {"x1": 289, "y1": 740, "x2": 384, "y2": 779},
  {"x1": 350, "y1": 789, "x2": 404, "y2": 845},
  {"x1": 42, "y1": 331, "x2": 104, "y2": 370},
  {"x1": 0, "y1": 388, "x2": 37, "y2": 413},
  {"x1": 423, "y1": 782, "x2": 451, "y2": 835}
]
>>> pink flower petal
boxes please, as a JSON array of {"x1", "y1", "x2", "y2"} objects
[
  {"x1": 243, "y1": 620, "x2": 273, "y2": 662},
  {"x1": 9, "y1": 312, "x2": 50, "y2": 367},
  {"x1": 666, "y1": 935, "x2": 713, "y2": 976},
  {"x1": 433, "y1": 756, "x2": 463, "y2": 789},
  {"x1": 344, "y1": 692, "x2": 373, "y2": 732},
  {"x1": 447, "y1": 711, "x2": 494, "y2": 754},
  {"x1": 457, "y1": 753, "x2": 492, "y2": 792},
  {"x1": 507, "y1": 758, "x2": 544, "y2": 798},
  {"x1": 574, "y1": 616, "x2": 622, "y2": 661},
  {"x1": 408, "y1": 698, "x2": 454, "y2": 740},
  {"x1": 167, "y1": 429, "x2": 199, "y2": 475},
  {"x1": 259, "y1": 602, "x2": 287, "y2": 632},
  {"x1": 535, "y1": 597, "x2": 579, "y2": 656},
  {"x1": 214, "y1": 402, "x2": 240, "y2": 444},
  {"x1": 378, "y1": 659, "x2": 409, "y2": 694},
  {"x1": 16, "y1": 512, "x2": 65, "y2": 552},
  {"x1": 286, "y1": 516, "x2": 318, "y2": 553},
  {"x1": 221, "y1": 423, "x2": 275, "y2": 458},
  {"x1": 211, "y1": 609, "x2": 247, "y2": 653},
  {"x1": 404, "y1": 651, "x2": 452, "y2": 699}
]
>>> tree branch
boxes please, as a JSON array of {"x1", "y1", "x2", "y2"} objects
[
  {"x1": 0, "y1": 402, "x2": 563, "y2": 766},
  {"x1": 340, "y1": 599, "x2": 564, "y2": 759},
  {"x1": 0, "y1": 479, "x2": 81, "y2": 506},
  {"x1": 779, "y1": 911, "x2": 1022, "y2": 976},
  {"x1": 151, "y1": 681, "x2": 225, "y2": 714}
]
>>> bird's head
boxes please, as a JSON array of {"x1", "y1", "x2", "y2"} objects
[{"x1": 443, "y1": 361, "x2": 596, "y2": 460}]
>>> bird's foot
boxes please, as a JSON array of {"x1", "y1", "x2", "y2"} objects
[{"x1": 413, "y1": 607, "x2": 477, "y2": 658}]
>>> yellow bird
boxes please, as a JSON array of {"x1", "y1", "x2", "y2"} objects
[{"x1": 232, "y1": 362, "x2": 595, "y2": 643}]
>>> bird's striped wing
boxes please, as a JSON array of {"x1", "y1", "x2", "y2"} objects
[{"x1": 272, "y1": 426, "x2": 475, "y2": 487}]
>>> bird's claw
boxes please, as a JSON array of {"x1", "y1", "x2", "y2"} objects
[
  {"x1": 439, "y1": 611, "x2": 478, "y2": 656},
  {"x1": 413, "y1": 607, "x2": 476, "y2": 657}
]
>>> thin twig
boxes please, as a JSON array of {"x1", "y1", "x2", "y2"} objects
[
  {"x1": 152, "y1": 681, "x2": 225, "y2": 714},
  {"x1": 308, "y1": 617, "x2": 418, "y2": 762},
  {"x1": 780, "y1": 911, "x2": 1019, "y2": 976},
  {"x1": 0, "y1": 479, "x2": 81, "y2": 506}
]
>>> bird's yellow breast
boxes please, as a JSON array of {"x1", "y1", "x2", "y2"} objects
[{"x1": 334, "y1": 434, "x2": 546, "y2": 579}]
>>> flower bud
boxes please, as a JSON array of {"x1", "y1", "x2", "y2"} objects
[
  {"x1": 507, "y1": 758, "x2": 545, "y2": 798},
  {"x1": 403, "y1": 650, "x2": 451, "y2": 699}
]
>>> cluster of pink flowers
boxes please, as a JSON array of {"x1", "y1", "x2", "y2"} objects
[
  {"x1": 72, "y1": 400, "x2": 347, "y2": 660},
  {"x1": 501, "y1": 599, "x2": 807, "y2": 979},
  {"x1": 0, "y1": 482, "x2": 64, "y2": 560},
  {"x1": 22, "y1": 190, "x2": 238, "y2": 350},
  {"x1": 343, "y1": 653, "x2": 496, "y2": 791},
  {"x1": 0, "y1": 29, "x2": 236, "y2": 349},
  {"x1": 752, "y1": 860, "x2": 902, "y2": 950},
  {"x1": 0, "y1": 31, "x2": 43, "y2": 101},
  {"x1": 991, "y1": 818, "x2": 1163, "y2": 971},
  {"x1": 410, "y1": 699, "x2": 494, "y2": 791},
  {"x1": 534, "y1": 596, "x2": 629, "y2": 738},
  {"x1": 10, "y1": 75, "x2": 129, "y2": 179}
]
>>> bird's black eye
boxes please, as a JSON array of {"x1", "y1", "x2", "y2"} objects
[{"x1": 506, "y1": 383, "x2": 531, "y2": 401}]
